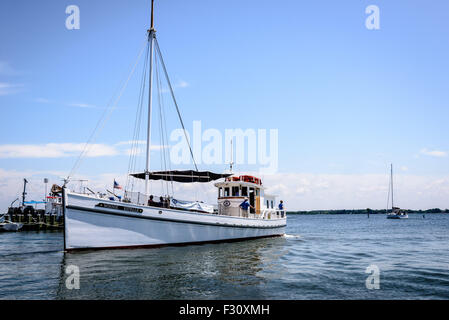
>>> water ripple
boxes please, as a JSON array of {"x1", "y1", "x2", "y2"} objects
[{"x1": 1, "y1": 214, "x2": 449, "y2": 299}]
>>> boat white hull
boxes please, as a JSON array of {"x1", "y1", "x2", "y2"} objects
[
  {"x1": 64, "y1": 192, "x2": 286, "y2": 251},
  {"x1": 0, "y1": 222, "x2": 23, "y2": 232},
  {"x1": 386, "y1": 214, "x2": 408, "y2": 219}
]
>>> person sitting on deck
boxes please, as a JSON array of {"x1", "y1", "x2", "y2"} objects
[
  {"x1": 159, "y1": 196, "x2": 164, "y2": 207},
  {"x1": 164, "y1": 197, "x2": 170, "y2": 208},
  {"x1": 148, "y1": 195, "x2": 157, "y2": 207},
  {"x1": 278, "y1": 200, "x2": 284, "y2": 211}
]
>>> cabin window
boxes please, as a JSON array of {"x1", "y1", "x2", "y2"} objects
[
  {"x1": 271, "y1": 200, "x2": 274, "y2": 209},
  {"x1": 218, "y1": 188, "x2": 222, "y2": 198},
  {"x1": 256, "y1": 189, "x2": 260, "y2": 196},
  {"x1": 266, "y1": 200, "x2": 269, "y2": 208},
  {"x1": 241, "y1": 187, "x2": 248, "y2": 196},
  {"x1": 224, "y1": 187, "x2": 230, "y2": 197},
  {"x1": 232, "y1": 186, "x2": 239, "y2": 196}
]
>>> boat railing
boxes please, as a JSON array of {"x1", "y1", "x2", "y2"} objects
[
  {"x1": 276, "y1": 210, "x2": 286, "y2": 218},
  {"x1": 123, "y1": 192, "x2": 172, "y2": 208},
  {"x1": 123, "y1": 191, "x2": 213, "y2": 213},
  {"x1": 123, "y1": 191, "x2": 149, "y2": 206},
  {"x1": 106, "y1": 191, "x2": 287, "y2": 218},
  {"x1": 237, "y1": 208, "x2": 285, "y2": 219}
]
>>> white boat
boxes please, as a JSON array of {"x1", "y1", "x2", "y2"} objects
[
  {"x1": 63, "y1": 175, "x2": 286, "y2": 251},
  {"x1": 386, "y1": 164, "x2": 408, "y2": 219},
  {"x1": 386, "y1": 209, "x2": 408, "y2": 219},
  {"x1": 4, "y1": 179, "x2": 64, "y2": 226},
  {"x1": 0, "y1": 215, "x2": 23, "y2": 232},
  {"x1": 62, "y1": 1, "x2": 286, "y2": 251}
]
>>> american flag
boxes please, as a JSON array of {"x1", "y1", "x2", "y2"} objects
[{"x1": 113, "y1": 180, "x2": 122, "y2": 189}]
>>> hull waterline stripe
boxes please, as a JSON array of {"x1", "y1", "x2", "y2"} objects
[
  {"x1": 65, "y1": 234, "x2": 284, "y2": 252},
  {"x1": 66, "y1": 205, "x2": 286, "y2": 229}
]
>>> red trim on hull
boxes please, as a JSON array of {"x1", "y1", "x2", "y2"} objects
[{"x1": 65, "y1": 233, "x2": 284, "y2": 252}]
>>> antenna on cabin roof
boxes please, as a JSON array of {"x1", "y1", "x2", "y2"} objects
[{"x1": 229, "y1": 139, "x2": 234, "y2": 174}]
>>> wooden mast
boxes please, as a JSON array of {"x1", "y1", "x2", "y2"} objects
[
  {"x1": 145, "y1": 0, "x2": 156, "y2": 196},
  {"x1": 150, "y1": 0, "x2": 155, "y2": 31}
]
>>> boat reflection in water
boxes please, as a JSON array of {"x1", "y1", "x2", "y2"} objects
[{"x1": 57, "y1": 236, "x2": 288, "y2": 299}]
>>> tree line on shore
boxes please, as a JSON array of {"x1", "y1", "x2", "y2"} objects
[{"x1": 287, "y1": 208, "x2": 449, "y2": 215}]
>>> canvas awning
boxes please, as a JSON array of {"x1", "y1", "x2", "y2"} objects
[
  {"x1": 130, "y1": 170, "x2": 231, "y2": 183},
  {"x1": 24, "y1": 201, "x2": 46, "y2": 204}
]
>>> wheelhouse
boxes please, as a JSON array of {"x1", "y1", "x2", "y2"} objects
[{"x1": 215, "y1": 175, "x2": 283, "y2": 218}]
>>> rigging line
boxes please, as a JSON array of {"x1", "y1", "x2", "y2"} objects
[
  {"x1": 127, "y1": 41, "x2": 150, "y2": 192},
  {"x1": 155, "y1": 53, "x2": 165, "y2": 195},
  {"x1": 155, "y1": 59, "x2": 168, "y2": 193},
  {"x1": 69, "y1": 40, "x2": 147, "y2": 184},
  {"x1": 128, "y1": 45, "x2": 148, "y2": 177},
  {"x1": 161, "y1": 87, "x2": 175, "y2": 197},
  {"x1": 127, "y1": 86, "x2": 147, "y2": 192},
  {"x1": 156, "y1": 65, "x2": 174, "y2": 196},
  {"x1": 154, "y1": 38, "x2": 198, "y2": 171},
  {"x1": 155, "y1": 48, "x2": 174, "y2": 196},
  {"x1": 155, "y1": 52, "x2": 173, "y2": 197},
  {"x1": 127, "y1": 39, "x2": 149, "y2": 196},
  {"x1": 162, "y1": 86, "x2": 173, "y2": 197},
  {"x1": 131, "y1": 53, "x2": 148, "y2": 166},
  {"x1": 66, "y1": 39, "x2": 147, "y2": 184},
  {"x1": 159, "y1": 72, "x2": 174, "y2": 197},
  {"x1": 131, "y1": 78, "x2": 148, "y2": 194}
]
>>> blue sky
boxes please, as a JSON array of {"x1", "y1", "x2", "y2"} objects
[{"x1": 0, "y1": 0, "x2": 448, "y2": 210}]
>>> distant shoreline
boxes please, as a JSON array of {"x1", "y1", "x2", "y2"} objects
[{"x1": 287, "y1": 208, "x2": 449, "y2": 215}]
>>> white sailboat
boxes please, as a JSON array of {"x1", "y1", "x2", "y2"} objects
[
  {"x1": 62, "y1": 1, "x2": 286, "y2": 251},
  {"x1": 386, "y1": 164, "x2": 408, "y2": 219}
]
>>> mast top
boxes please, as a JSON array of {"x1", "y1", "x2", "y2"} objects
[{"x1": 149, "y1": 0, "x2": 155, "y2": 32}]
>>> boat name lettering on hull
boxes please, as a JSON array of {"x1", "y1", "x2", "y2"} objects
[{"x1": 95, "y1": 203, "x2": 143, "y2": 213}]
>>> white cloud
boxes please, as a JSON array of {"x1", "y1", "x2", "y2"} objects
[
  {"x1": 176, "y1": 80, "x2": 189, "y2": 88},
  {"x1": 1, "y1": 168, "x2": 449, "y2": 213},
  {"x1": 116, "y1": 140, "x2": 167, "y2": 151},
  {"x1": 0, "y1": 143, "x2": 118, "y2": 159},
  {"x1": 257, "y1": 172, "x2": 449, "y2": 211},
  {"x1": 0, "y1": 82, "x2": 23, "y2": 96},
  {"x1": 0, "y1": 141, "x2": 169, "y2": 159},
  {"x1": 34, "y1": 97, "x2": 52, "y2": 103},
  {"x1": 0, "y1": 61, "x2": 20, "y2": 76},
  {"x1": 160, "y1": 79, "x2": 190, "y2": 93},
  {"x1": 115, "y1": 140, "x2": 147, "y2": 146},
  {"x1": 34, "y1": 98, "x2": 103, "y2": 109},
  {"x1": 420, "y1": 148, "x2": 447, "y2": 157},
  {"x1": 67, "y1": 102, "x2": 97, "y2": 108}
]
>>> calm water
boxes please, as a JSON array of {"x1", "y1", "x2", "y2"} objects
[{"x1": 1, "y1": 214, "x2": 448, "y2": 299}]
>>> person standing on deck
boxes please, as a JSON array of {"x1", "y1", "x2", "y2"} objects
[
  {"x1": 278, "y1": 200, "x2": 284, "y2": 210},
  {"x1": 239, "y1": 198, "x2": 254, "y2": 211}
]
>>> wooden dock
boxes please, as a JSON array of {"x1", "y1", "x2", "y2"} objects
[{"x1": 6, "y1": 213, "x2": 63, "y2": 231}]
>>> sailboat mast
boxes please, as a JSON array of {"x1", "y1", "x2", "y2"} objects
[
  {"x1": 391, "y1": 163, "x2": 394, "y2": 210},
  {"x1": 145, "y1": 0, "x2": 156, "y2": 195}
]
